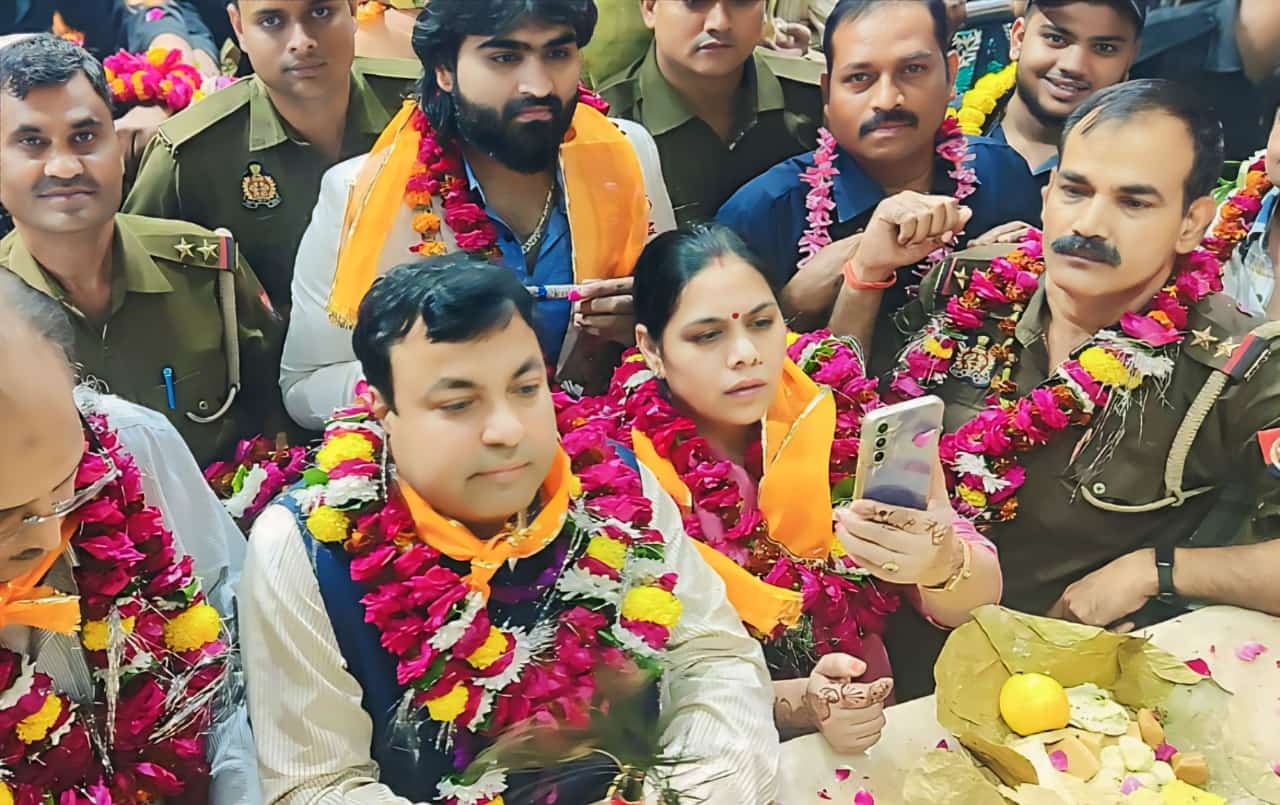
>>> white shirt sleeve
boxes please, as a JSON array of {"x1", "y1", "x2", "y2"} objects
[
  {"x1": 614, "y1": 118, "x2": 677, "y2": 239},
  {"x1": 86, "y1": 391, "x2": 262, "y2": 805},
  {"x1": 279, "y1": 158, "x2": 367, "y2": 432},
  {"x1": 640, "y1": 465, "x2": 781, "y2": 803}
]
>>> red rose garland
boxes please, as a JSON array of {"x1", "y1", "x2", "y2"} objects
[{"x1": 0, "y1": 410, "x2": 228, "y2": 805}]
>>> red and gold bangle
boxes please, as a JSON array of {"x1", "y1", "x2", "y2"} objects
[{"x1": 842, "y1": 259, "x2": 897, "y2": 290}]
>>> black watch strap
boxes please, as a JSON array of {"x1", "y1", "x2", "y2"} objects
[{"x1": 1155, "y1": 542, "x2": 1176, "y2": 601}]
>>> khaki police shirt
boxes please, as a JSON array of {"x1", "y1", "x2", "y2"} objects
[
  {"x1": 889, "y1": 245, "x2": 1280, "y2": 617},
  {"x1": 0, "y1": 214, "x2": 285, "y2": 467},
  {"x1": 122, "y1": 57, "x2": 421, "y2": 310},
  {"x1": 599, "y1": 44, "x2": 822, "y2": 227}
]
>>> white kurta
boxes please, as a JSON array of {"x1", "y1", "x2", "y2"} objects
[
  {"x1": 280, "y1": 119, "x2": 677, "y2": 431},
  {"x1": 240, "y1": 464, "x2": 780, "y2": 805}
]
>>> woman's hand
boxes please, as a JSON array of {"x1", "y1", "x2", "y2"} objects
[
  {"x1": 834, "y1": 458, "x2": 964, "y2": 587},
  {"x1": 803, "y1": 653, "x2": 892, "y2": 755}
]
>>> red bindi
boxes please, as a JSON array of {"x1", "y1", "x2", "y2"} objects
[{"x1": 731, "y1": 312, "x2": 740, "y2": 319}]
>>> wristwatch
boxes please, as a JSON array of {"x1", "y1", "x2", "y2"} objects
[{"x1": 1155, "y1": 542, "x2": 1177, "y2": 602}]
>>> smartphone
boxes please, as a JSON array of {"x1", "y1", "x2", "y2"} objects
[{"x1": 852, "y1": 396, "x2": 945, "y2": 510}]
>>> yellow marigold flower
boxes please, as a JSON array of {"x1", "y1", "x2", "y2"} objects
[
  {"x1": 82, "y1": 615, "x2": 136, "y2": 652},
  {"x1": 466, "y1": 626, "x2": 509, "y2": 670},
  {"x1": 412, "y1": 211, "x2": 441, "y2": 235},
  {"x1": 405, "y1": 190, "x2": 434, "y2": 208},
  {"x1": 956, "y1": 107, "x2": 986, "y2": 134},
  {"x1": 945, "y1": 107, "x2": 958, "y2": 119},
  {"x1": 621, "y1": 586, "x2": 682, "y2": 628},
  {"x1": 426, "y1": 684, "x2": 470, "y2": 722},
  {"x1": 1079, "y1": 347, "x2": 1136, "y2": 389},
  {"x1": 923, "y1": 337, "x2": 954, "y2": 359},
  {"x1": 624, "y1": 352, "x2": 646, "y2": 363},
  {"x1": 317, "y1": 432, "x2": 376, "y2": 472},
  {"x1": 586, "y1": 535, "x2": 628, "y2": 570},
  {"x1": 356, "y1": 0, "x2": 386, "y2": 22},
  {"x1": 1149, "y1": 310, "x2": 1173, "y2": 328},
  {"x1": 164, "y1": 603, "x2": 222, "y2": 652},
  {"x1": 110, "y1": 77, "x2": 127, "y2": 96},
  {"x1": 829, "y1": 536, "x2": 847, "y2": 559},
  {"x1": 958, "y1": 486, "x2": 988, "y2": 510},
  {"x1": 131, "y1": 73, "x2": 147, "y2": 98},
  {"x1": 146, "y1": 47, "x2": 168, "y2": 67},
  {"x1": 786, "y1": 331, "x2": 801, "y2": 346},
  {"x1": 418, "y1": 240, "x2": 449, "y2": 257},
  {"x1": 307, "y1": 505, "x2": 351, "y2": 544},
  {"x1": 16, "y1": 694, "x2": 62, "y2": 744},
  {"x1": 568, "y1": 473, "x2": 583, "y2": 498},
  {"x1": 0, "y1": 781, "x2": 13, "y2": 805}
]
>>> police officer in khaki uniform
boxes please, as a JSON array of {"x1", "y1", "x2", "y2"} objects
[
  {"x1": 877, "y1": 80, "x2": 1280, "y2": 698},
  {"x1": 598, "y1": 0, "x2": 823, "y2": 227},
  {"x1": 123, "y1": 0, "x2": 420, "y2": 310},
  {"x1": 0, "y1": 35, "x2": 282, "y2": 467}
]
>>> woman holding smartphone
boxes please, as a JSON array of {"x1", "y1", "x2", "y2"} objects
[{"x1": 558, "y1": 224, "x2": 1002, "y2": 753}]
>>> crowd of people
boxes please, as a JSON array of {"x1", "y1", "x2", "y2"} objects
[{"x1": 1, "y1": 0, "x2": 1279, "y2": 803}]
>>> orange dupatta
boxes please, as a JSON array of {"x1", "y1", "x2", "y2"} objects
[
  {"x1": 397, "y1": 448, "x2": 576, "y2": 597},
  {"x1": 0, "y1": 520, "x2": 82, "y2": 635},
  {"x1": 327, "y1": 101, "x2": 650, "y2": 327},
  {"x1": 632, "y1": 360, "x2": 836, "y2": 635}
]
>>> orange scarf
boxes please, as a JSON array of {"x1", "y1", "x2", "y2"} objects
[
  {"x1": 632, "y1": 360, "x2": 836, "y2": 635},
  {"x1": 327, "y1": 100, "x2": 650, "y2": 327},
  {"x1": 0, "y1": 520, "x2": 82, "y2": 635},
  {"x1": 397, "y1": 448, "x2": 576, "y2": 596}
]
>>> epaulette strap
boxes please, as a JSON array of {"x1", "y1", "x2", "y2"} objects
[
  {"x1": 153, "y1": 77, "x2": 254, "y2": 149},
  {"x1": 352, "y1": 55, "x2": 423, "y2": 81}
]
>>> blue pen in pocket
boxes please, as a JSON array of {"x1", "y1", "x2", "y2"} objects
[{"x1": 162, "y1": 366, "x2": 177, "y2": 410}]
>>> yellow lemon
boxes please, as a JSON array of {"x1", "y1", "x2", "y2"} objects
[{"x1": 999, "y1": 672, "x2": 1070, "y2": 736}]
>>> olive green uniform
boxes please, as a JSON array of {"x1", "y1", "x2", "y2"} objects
[
  {"x1": 0, "y1": 214, "x2": 284, "y2": 467},
  {"x1": 598, "y1": 44, "x2": 823, "y2": 227},
  {"x1": 880, "y1": 245, "x2": 1280, "y2": 698},
  {"x1": 122, "y1": 57, "x2": 421, "y2": 309}
]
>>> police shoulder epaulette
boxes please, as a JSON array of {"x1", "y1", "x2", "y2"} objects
[
  {"x1": 153, "y1": 76, "x2": 255, "y2": 149},
  {"x1": 353, "y1": 55, "x2": 423, "y2": 81},
  {"x1": 756, "y1": 47, "x2": 823, "y2": 86},
  {"x1": 122, "y1": 215, "x2": 233, "y2": 271},
  {"x1": 933, "y1": 243, "x2": 1013, "y2": 298},
  {"x1": 1182, "y1": 292, "x2": 1276, "y2": 381}
]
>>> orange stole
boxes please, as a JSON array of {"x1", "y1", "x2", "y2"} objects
[
  {"x1": 0, "y1": 520, "x2": 82, "y2": 635},
  {"x1": 397, "y1": 448, "x2": 575, "y2": 597},
  {"x1": 327, "y1": 101, "x2": 649, "y2": 327},
  {"x1": 632, "y1": 360, "x2": 836, "y2": 634}
]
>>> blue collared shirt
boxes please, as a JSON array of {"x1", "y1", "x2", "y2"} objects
[
  {"x1": 466, "y1": 163, "x2": 573, "y2": 362},
  {"x1": 715, "y1": 134, "x2": 1043, "y2": 296},
  {"x1": 987, "y1": 122, "x2": 1058, "y2": 185}
]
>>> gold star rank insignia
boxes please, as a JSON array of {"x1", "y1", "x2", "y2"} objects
[
  {"x1": 174, "y1": 238, "x2": 196, "y2": 260},
  {"x1": 1215, "y1": 338, "x2": 1239, "y2": 359},
  {"x1": 1189, "y1": 326, "x2": 1218, "y2": 349},
  {"x1": 197, "y1": 240, "x2": 220, "y2": 262}
]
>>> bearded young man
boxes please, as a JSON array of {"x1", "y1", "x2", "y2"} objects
[
  {"x1": 715, "y1": 0, "x2": 1041, "y2": 368},
  {"x1": 0, "y1": 271, "x2": 258, "y2": 803},
  {"x1": 241, "y1": 259, "x2": 778, "y2": 804},
  {"x1": 879, "y1": 79, "x2": 1280, "y2": 697},
  {"x1": 280, "y1": 0, "x2": 676, "y2": 432}
]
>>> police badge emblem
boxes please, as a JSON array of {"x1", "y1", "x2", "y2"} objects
[
  {"x1": 950, "y1": 334, "x2": 997, "y2": 387},
  {"x1": 241, "y1": 162, "x2": 282, "y2": 209}
]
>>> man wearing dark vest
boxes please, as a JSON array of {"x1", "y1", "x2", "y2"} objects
[{"x1": 240, "y1": 259, "x2": 779, "y2": 803}]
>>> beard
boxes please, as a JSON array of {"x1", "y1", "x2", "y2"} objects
[
  {"x1": 452, "y1": 85, "x2": 577, "y2": 174},
  {"x1": 1014, "y1": 65, "x2": 1070, "y2": 130}
]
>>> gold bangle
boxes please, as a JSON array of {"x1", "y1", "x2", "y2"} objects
[{"x1": 921, "y1": 537, "x2": 973, "y2": 593}]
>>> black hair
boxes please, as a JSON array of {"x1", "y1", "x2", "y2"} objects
[
  {"x1": 633, "y1": 223, "x2": 781, "y2": 344},
  {"x1": 412, "y1": 0, "x2": 597, "y2": 140},
  {"x1": 0, "y1": 34, "x2": 111, "y2": 110},
  {"x1": 1061, "y1": 78, "x2": 1224, "y2": 211},
  {"x1": 352, "y1": 255, "x2": 537, "y2": 409},
  {"x1": 822, "y1": 0, "x2": 950, "y2": 74},
  {"x1": 0, "y1": 271, "x2": 75, "y2": 366},
  {"x1": 1024, "y1": 0, "x2": 1145, "y2": 31}
]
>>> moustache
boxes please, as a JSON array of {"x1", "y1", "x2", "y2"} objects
[
  {"x1": 33, "y1": 176, "x2": 98, "y2": 196},
  {"x1": 859, "y1": 109, "x2": 919, "y2": 138},
  {"x1": 1050, "y1": 234, "x2": 1121, "y2": 267},
  {"x1": 503, "y1": 95, "x2": 563, "y2": 125}
]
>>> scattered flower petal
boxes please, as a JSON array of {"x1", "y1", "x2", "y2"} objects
[
  {"x1": 1235, "y1": 641, "x2": 1268, "y2": 662},
  {"x1": 936, "y1": 739, "x2": 950, "y2": 751},
  {"x1": 1272, "y1": 762, "x2": 1280, "y2": 777},
  {"x1": 835, "y1": 767, "x2": 852, "y2": 782},
  {"x1": 1185, "y1": 658, "x2": 1211, "y2": 676},
  {"x1": 854, "y1": 791, "x2": 875, "y2": 805},
  {"x1": 1120, "y1": 776, "x2": 1142, "y2": 795},
  {"x1": 817, "y1": 789, "x2": 832, "y2": 801},
  {"x1": 1155, "y1": 743, "x2": 1178, "y2": 763},
  {"x1": 1049, "y1": 750, "x2": 1069, "y2": 772}
]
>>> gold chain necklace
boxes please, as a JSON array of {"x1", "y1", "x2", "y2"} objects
[{"x1": 520, "y1": 186, "x2": 557, "y2": 256}]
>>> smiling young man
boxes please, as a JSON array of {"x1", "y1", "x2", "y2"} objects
[
  {"x1": 716, "y1": 0, "x2": 1040, "y2": 365},
  {"x1": 241, "y1": 258, "x2": 778, "y2": 803},
  {"x1": 280, "y1": 0, "x2": 676, "y2": 432},
  {"x1": 882, "y1": 79, "x2": 1280, "y2": 695},
  {"x1": 597, "y1": 0, "x2": 824, "y2": 226},
  {"x1": 122, "y1": 0, "x2": 421, "y2": 311}
]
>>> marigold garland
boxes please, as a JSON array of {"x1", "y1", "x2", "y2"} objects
[
  {"x1": 289, "y1": 383, "x2": 680, "y2": 804},
  {"x1": 950, "y1": 62, "x2": 1017, "y2": 136},
  {"x1": 0, "y1": 407, "x2": 229, "y2": 803},
  {"x1": 104, "y1": 48, "x2": 211, "y2": 113},
  {"x1": 1203, "y1": 152, "x2": 1271, "y2": 263}
]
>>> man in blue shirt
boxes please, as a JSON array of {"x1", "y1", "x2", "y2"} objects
[{"x1": 716, "y1": 0, "x2": 1040, "y2": 366}]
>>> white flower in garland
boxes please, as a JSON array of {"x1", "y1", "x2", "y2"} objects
[
  {"x1": 952, "y1": 452, "x2": 1009, "y2": 493},
  {"x1": 558, "y1": 565, "x2": 622, "y2": 601},
  {"x1": 223, "y1": 464, "x2": 268, "y2": 518},
  {"x1": 428, "y1": 593, "x2": 484, "y2": 653},
  {"x1": 0, "y1": 658, "x2": 35, "y2": 709},
  {"x1": 438, "y1": 767, "x2": 508, "y2": 805},
  {"x1": 612, "y1": 623, "x2": 660, "y2": 660},
  {"x1": 323, "y1": 474, "x2": 381, "y2": 508}
]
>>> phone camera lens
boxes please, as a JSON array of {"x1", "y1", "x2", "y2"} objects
[
  {"x1": 874, "y1": 437, "x2": 887, "y2": 449},
  {"x1": 876, "y1": 422, "x2": 889, "y2": 434},
  {"x1": 873, "y1": 451, "x2": 885, "y2": 463}
]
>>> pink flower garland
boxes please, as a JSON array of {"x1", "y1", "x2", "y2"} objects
[
  {"x1": 103, "y1": 48, "x2": 209, "y2": 113},
  {"x1": 797, "y1": 117, "x2": 977, "y2": 279},
  {"x1": 555, "y1": 333, "x2": 899, "y2": 670},
  {"x1": 0, "y1": 412, "x2": 228, "y2": 804},
  {"x1": 203, "y1": 435, "x2": 307, "y2": 525}
]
